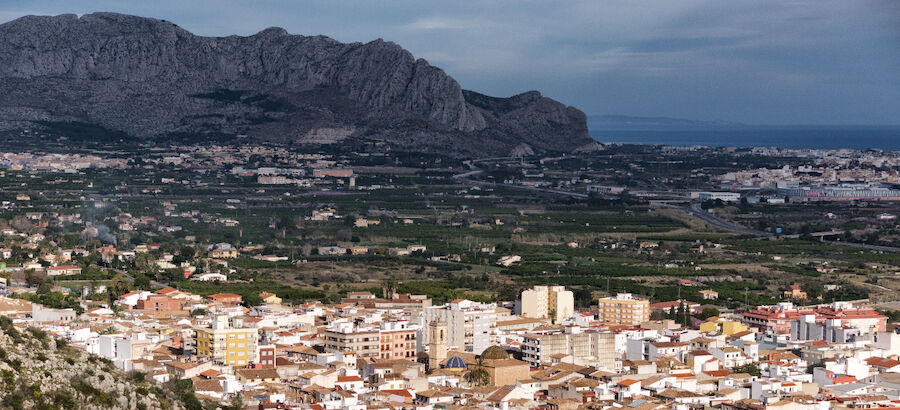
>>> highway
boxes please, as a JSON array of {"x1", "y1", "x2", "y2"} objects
[
  {"x1": 453, "y1": 162, "x2": 588, "y2": 198},
  {"x1": 662, "y1": 203, "x2": 772, "y2": 236}
]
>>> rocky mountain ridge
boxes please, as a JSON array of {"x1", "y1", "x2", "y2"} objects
[{"x1": 0, "y1": 12, "x2": 591, "y2": 156}]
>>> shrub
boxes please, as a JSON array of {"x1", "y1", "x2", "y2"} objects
[
  {"x1": 6, "y1": 358, "x2": 21, "y2": 371},
  {"x1": 0, "y1": 316, "x2": 22, "y2": 343},
  {"x1": 27, "y1": 327, "x2": 48, "y2": 341},
  {"x1": 128, "y1": 371, "x2": 146, "y2": 383},
  {"x1": 1, "y1": 369, "x2": 14, "y2": 387},
  {"x1": 2, "y1": 391, "x2": 24, "y2": 409},
  {"x1": 53, "y1": 390, "x2": 77, "y2": 410}
]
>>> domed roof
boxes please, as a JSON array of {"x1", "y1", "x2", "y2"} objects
[
  {"x1": 445, "y1": 355, "x2": 467, "y2": 368},
  {"x1": 480, "y1": 345, "x2": 509, "y2": 360}
]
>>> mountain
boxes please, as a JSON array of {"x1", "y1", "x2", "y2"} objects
[{"x1": 0, "y1": 13, "x2": 590, "y2": 156}]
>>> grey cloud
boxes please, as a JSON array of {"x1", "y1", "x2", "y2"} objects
[{"x1": 0, "y1": 0, "x2": 896, "y2": 124}]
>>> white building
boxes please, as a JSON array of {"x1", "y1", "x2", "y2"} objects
[
  {"x1": 423, "y1": 299, "x2": 496, "y2": 354},
  {"x1": 695, "y1": 192, "x2": 741, "y2": 202},
  {"x1": 519, "y1": 285, "x2": 574, "y2": 324}
]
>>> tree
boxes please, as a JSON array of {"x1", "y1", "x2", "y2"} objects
[
  {"x1": 335, "y1": 229, "x2": 353, "y2": 242},
  {"x1": 133, "y1": 274, "x2": 151, "y2": 290},
  {"x1": 226, "y1": 394, "x2": 244, "y2": 410},
  {"x1": 10, "y1": 216, "x2": 31, "y2": 232},
  {"x1": 106, "y1": 275, "x2": 130, "y2": 305},
  {"x1": 573, "y1": 288, "x2": 593, "y2": 308},
  {"x1": 174, "y1": 246, "x2": 195, "y2": 264},
  {"x1": 676, "y1": 301, "x2": 690, "y2": 327},
  {"x1": 243, "y1": 293, "x2": 263, "y2": 307},
  {"x1": 699, "y1": 308, "x2": 720, "y2": 320},
  {"x1": 733, "y1": 363, "x2": 761, "y2": 377},
  {"x1": 650, "y1": 309, "x2": 667, "y2": 320},
  {"x1": 463, "y1": 357, "x2": 491, "y2": 386}
]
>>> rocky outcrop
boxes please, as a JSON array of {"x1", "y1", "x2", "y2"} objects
[
  {"x1": 0, "y1": 317, "x2": 179, "y2": 409},
  {"x1": 0, "y1": 12, "x2": 590, "y2": 156}
]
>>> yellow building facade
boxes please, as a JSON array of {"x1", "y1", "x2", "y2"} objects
[
  {"x1": 699, "y1": 318, "x2": 748, "y2": 336},
  {"x1": 195, "y1": 319, "x2": 259, "y2": 366}
]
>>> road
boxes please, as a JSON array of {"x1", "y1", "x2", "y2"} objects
[
  {"x1": 454, "y1": 162, "x2": 588, "y2": 198},
  {"x1": 661, "y1": 203, "x2": 772, "y2": 236},
  {"x1": 666, "y1": 204, "x2": 900, "y2": 253},
  {"x1": 454, "y1": 164, "x2": 900, "y2": 253}
]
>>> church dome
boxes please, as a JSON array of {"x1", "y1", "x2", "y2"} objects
[
  {"x1": 480, "y1": 345, "x2": 509, "y2": 360},
  {"x1": 445, "y1": 355, "x2": 467, "y2": 368}
]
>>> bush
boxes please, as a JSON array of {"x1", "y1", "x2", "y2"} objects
[
  {"x1": 1, "y1": 369, "x2": 14, "y2": 387},
  {"x1": 7, "y1": 358, "x2": 21, "y2": 371},
  {"x1": 128, "y1": 371, "x2": 146, "y2": 383},
  {"x1": 0, "y1": 316, "x2": 22, "y2": 343},
  {"x1": 53, "y1": 390, "x2": 77, "y2": 410},
  {"x1": 27, "y1": 327, "x2": 48, "y2": 341},
  {"x1": 2, "y1": 391, "x2": 24, "y2": 409}
]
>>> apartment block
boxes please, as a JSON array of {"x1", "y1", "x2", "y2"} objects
[
  {"x1": 195, "y1": 315, "x2": 259, "y2": 367},
  {"x1": 423, "y1": 299, "x2": 497, "y2": 354},
  {"x1": 323, "y1": 322, "x2": 381, "y2": 359},
  {"x1": 520, "y1": 285, "x2": 575, "y2": 323},
  {"x1": 378, "y1": 321, "x2": 417, "y2": 360},
  {"x1": 522, "y1": 328, "x2": 616, "y2": 369},
  {"x1": 597, "y1": 293, "x2": 649, "y2": 326}
]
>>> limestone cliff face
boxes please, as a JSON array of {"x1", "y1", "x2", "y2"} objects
[{"x1": 0, "y1": 12, "x2": 590, "y2": 155}]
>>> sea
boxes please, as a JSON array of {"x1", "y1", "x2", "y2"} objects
[{"x1": 589, "y1": 125, "x2": 900, "y2": 151}]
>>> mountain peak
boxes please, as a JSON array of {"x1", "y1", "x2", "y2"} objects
[{"x1": 0, "y1": 12, "x2": 589, "y2": 156}]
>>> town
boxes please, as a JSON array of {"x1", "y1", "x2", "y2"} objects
[{"x1": 2, "y1": 136, "x2": 900, "y2": 409}]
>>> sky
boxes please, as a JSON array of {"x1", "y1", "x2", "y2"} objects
[{"x1": 0, "y1": 0, "x2": 898, "y2": 126}]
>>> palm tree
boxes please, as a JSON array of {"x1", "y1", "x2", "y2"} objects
[{"x1": 464, "y1": 356, "x2": 490, "y2": 386}]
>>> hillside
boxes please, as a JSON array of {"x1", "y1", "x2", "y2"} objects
[
  {"x1": 0, "y1": 316, "x2": 196, "y2": 409},
  {"x1": 0, "y1": 12, "x2": 591, "y2": 156}
]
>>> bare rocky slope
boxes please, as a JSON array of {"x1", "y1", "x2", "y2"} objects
[
  {"x1": 0, "y1": 12, "x2": 590, "y2": 156},
  {"x1": 0, "y1": 317, "x2": 193, "y2": 409}
]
